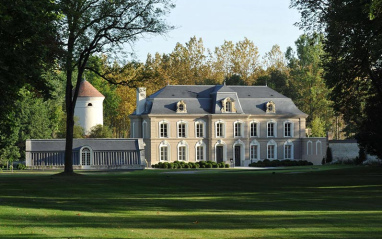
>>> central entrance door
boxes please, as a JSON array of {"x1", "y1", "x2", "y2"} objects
[
  {"x1": 216, "y1": 146, "x2": 223, "y2": 163},
  {"x1": 235, "y1": 145, "x2": 241, "y2": 166}
]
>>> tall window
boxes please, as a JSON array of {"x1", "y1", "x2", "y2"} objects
[
  {"x1": 267, "y1": 145, "x2": 275, "y2": 159},
  {"x1": 234, "y1": 122, "x2": 242, "y2": 137},
  {"x1": 250, "y1": 122, "x2": 258, "y2": 137},
  {"x1": 178, "y1": 123, "x2": 186, "y2": 138},
  {"x1": 250, "y1": 145, "x2": 258, "y2": 160},
  {"x1": 160, "y1": 146, "x2": 168, "y2": 161},
  {"x1": 81, "y1": 148, "x2": 91, "y2": 166},
  {"x1": 284, "y1": 145, "x2": 292, "y2": 159},
  {"x1": 178, "y1": 146, "x2": 186, "y2": 161},
  {"x1": 216, "y1": 122, "x2": 224, "y2": 137},
  {"x1": 196, "y1": 122, "x2": 204, "y2": 138},
  {"x1": 268, "y1": 122, "x2": 275, "y2": 137},
  {"x1": 267, "y1": 140, "x2": 277, "y2": 159},
  {"x1": 196, "y1": 145, "x2": 204, "y2": 161},
  {"x1": 284, "y1": 122, "x2": 292, "y2": 137},
  {"x1": 160, "y1": 122, "x2": 168, "y2": 138}
]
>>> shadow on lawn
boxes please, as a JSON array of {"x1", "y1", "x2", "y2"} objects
[
  {"x1": 1, "y1": 167, "x2": 382, "y2": 213},
  {"x1": 1, "y1": 211, "x2": 381, "y2": 230}
]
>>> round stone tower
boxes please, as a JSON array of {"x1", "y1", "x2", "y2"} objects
[{"x1": 74, "y1": 79, "x2": 105, "y2": 135}]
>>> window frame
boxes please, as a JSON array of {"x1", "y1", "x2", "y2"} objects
[
  {"x1": 159, "y1": 141, "x2": 170, "y2": 161},
  {"x1": 284, "y1": 140, "x2": 294, "y2": 159},
  {"x1": 177, "y1": 120, "x2": 188, "y2": 138},
  {"x1": 177, "y1": 140, "x2": 188, "y2": 161},
  {"x1": 267, "y1": 140, "x2": 277, "y2": 159},
  {"x1": 250, "y1": 140, "x2": 260, "y2": 161},
  {"x1": 250, "y1": 121, "x2": 259, "y2": 137},
  {"x1": 284, "y1": 121, "x2": 294, "y2": 137},
  {"x1": 267, "y1": 121, "x2": 277, "y2": 137},
  {"x1": 215, "y1": 120, "x2": 225, "y2": 138},
  {"x1": 195, "y1": 140, "x2": 206, "y2": 161},
  {"x1": 234, "y1": 121, "x2": 244, "y2": 138},
  {"x1": 195, "y1": 120, "x2": 206, "y2": 138},
  {"x1": 159, "y1": 120, "x2": 170, "y2": 138}
]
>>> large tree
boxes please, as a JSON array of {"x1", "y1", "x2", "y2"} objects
[
  {"x1": 0, "y1": 0, "x2": 59, "y2": 162},
  {"x1": 286, "y1": 34, "x2": 333, "y2": 137},
  {"x1": 291, "y1": 0, "x2": 382, "y2": 157},
  {"x1": 58, "y1": 0, "x2": 174, "y2": 173}
]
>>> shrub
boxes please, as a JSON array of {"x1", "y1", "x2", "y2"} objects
[
  {"x1": 195, "y1": 163, "x2": 200, "y2": 168},
  {"x1": 163, "y1": 162, "x2": 169, "y2": 169},
  {"x1": 169, "y1": 163, "x2": 174, "y2": 169},
  {"x1": 206, "y1": 163, "x2": 213, "y2": 168},
  {"x1": 17, "y1": 163, "x2": 26, "y2": 170},
  {"x1": 225, "y1": 163, "x2": 230, "y2": 168}
]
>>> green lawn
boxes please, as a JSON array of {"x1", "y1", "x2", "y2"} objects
[{"x1": 0, "y1": 165, "x2": 381, "y2": 238}]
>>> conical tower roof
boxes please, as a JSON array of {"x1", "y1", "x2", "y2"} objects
[{"x1": 77, "y1": 80, "x2": 104, "y2": 97}]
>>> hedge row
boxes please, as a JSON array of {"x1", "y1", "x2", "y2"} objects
[
  {"x1": 249, "y1": 159, "x2": 313, "y2": 167},
  {"x1": 152, "y1": 160, "x2": 230, "y2": 169}
]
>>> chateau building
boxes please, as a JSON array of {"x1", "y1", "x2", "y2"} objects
[{"x1": 129, "y1": 85, "x2": 326, "y2": 166}]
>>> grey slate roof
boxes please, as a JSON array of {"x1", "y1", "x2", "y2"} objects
[
  {"x1": 137, "y1": 85, "x2": 307, "y2": 117},
  {"x1": 26, "y1": 138, "x2": 144, "y2": 152}
]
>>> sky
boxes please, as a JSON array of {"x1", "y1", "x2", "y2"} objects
[{"x1": 129, "y1": 0, "x2": 304, "y2": 62}]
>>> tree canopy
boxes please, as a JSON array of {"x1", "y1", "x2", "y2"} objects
[
  {"x1": 57, "y1": 0, "x2": 174, "y2": 173},
  {"x1": 291, "y1": 0, "x2": 382, "y2": 157}
]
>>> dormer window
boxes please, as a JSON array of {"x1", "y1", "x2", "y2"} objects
[
  {"x1": 266, "y1": 101, "x2": 276, "y2": 113},
  {"x1": 222, "y1": 97, "x2": 236, "y2": 113},
  {"x1": 87, "y1": 103, "x2": 93, "y2": 106},
  {"x1": 176, "y1": 100, "x2": 187, "y2": 113}
]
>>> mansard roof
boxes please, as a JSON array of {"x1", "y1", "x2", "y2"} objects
[
  {"x1": 137, "y1": 85, "x2": 307, "y2": 117},
  {"x1": 77, "y1": 80, "x2": 105, "y2": 98}
]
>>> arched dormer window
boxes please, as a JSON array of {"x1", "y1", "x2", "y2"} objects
[
  {"x1": 87, "y1": 103, "x2": 93, "y2": 106},
  {"x1": 266, "y1": 101, "x2": 276, "y2": 113},
  {"x1": 176, "y1": 100, "x2": 187, "y2": 113},
  {"x1": 222, "y1": 97, "x2": 236, "y2": 113}
]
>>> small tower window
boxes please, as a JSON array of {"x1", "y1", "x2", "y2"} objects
[{"x1": 88, "y1": 103, "x2": 93, "y2": 106}]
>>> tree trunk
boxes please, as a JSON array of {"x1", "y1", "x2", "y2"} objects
[
  {"x1": 64, "y1": 69, "x2": 74, "y2": 174},
  {"x1": 64, "y1": 31, "x2": 75, "y2": 174}
]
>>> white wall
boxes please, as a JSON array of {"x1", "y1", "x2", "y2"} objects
[{"x1": 74, "y1": 96, "x2": 104, "y2": 134}]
